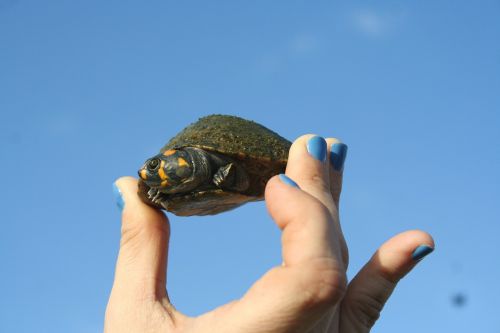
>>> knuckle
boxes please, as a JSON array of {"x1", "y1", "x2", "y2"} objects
[
  {"x1": 105, "y1": 298, "x2": 165, "y2": 332},
  {"x1": 120, "y1": 218, "x2": 168, "y2": 252},
  {"x1": 303, "y1": 173, "x2": 331, "y2": 194},
  {"x1": 298, "y1": 258, "x2": 347, "y2": 309},
  {"x1": 344, "y1": 288, "x2": 387, "y2": 329}
]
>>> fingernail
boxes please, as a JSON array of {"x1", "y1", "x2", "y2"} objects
[
  {"x1": 279, "y1": 174, "x2": 300, "y2": 189},
  {"x1": 307, "y1": 136, "x2": 327, "y2": 161},
  {"x1": 112, "y1": 182, "x2": 125, "y2": 211},
  {"x1": 411, "y1": 245, "x2": 434, "y2": 261},
  {"x1": 330, "y1": 143, "x2": 348, "y2": 171}
]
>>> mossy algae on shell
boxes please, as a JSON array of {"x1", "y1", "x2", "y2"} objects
[{"x1": 163, "y1": 115, "x2": 290, "y2": 162}]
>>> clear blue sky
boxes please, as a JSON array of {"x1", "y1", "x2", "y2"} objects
[{"x1": 1, "y1": 1, "x2": 499, "y2": 332}]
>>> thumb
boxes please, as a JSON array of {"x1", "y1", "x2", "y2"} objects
[
  {"x1": 340, "y1": 230, "x2": 435, "y2": 332},
  {"x1": 110, "y1": 177, "x2": 170, "y2": 302}
]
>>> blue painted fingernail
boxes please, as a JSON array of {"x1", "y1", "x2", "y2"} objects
[
  {"x1": 307, "y1": 136, "x2": 327, "y2": 161},
  {"x1": 279, "y1": 174, "x2": 300, "y2": 189},
  {"x1": 112, "y1": 182, "x2": 125, "y2": 211},
  {"x1": 330, "y1": 143, "x2": 348, "y2": 171},
  {"x1": 411, "y1": 245, "x2": 434, "y2": 261}
]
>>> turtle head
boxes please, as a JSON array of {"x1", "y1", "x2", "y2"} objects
[{"x1": 138, "y1": 149, "x2": 195, "y2": 193}]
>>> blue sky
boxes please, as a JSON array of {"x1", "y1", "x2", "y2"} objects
[{"x1": 1, "y1": 1, "x2": 499, "y2": 332}]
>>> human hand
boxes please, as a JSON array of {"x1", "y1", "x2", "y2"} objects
[{"x1": 105, "y1": 135, "x2": 434, "y2": 333}]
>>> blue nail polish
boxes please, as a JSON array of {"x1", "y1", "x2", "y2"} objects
[
  {"x1": 307, "y1": 136, "x2": 327, "y2": 161},
  {"x1": 330, "y1": 143, "x2": 348, "y2": 171},
  {"x1": 411, "y1": 245, "x2": 434, "y2": 261},
  {"x1": 112, "y1": 183, "x2": 125, "y2": 211},
  {"x1": 279, "y1": 174, "x2": 300, "y2": 189}
]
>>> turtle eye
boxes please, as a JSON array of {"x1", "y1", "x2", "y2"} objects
[{"x1": 147, "y1": 158, "x2": 160, "y2": 171}]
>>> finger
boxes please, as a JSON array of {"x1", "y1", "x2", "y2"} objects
[
  {"x1": 208, "y1": 175, "x2": 347, "y2": 333},
  {"x1": 110, "y1": 177, "x2": 170, "y2": 302},
  {"x1": 325, "y1": 138, "x2": 348, "y2": 205},
  {"x1": 339, "y1": 230, "x2": 435, "y2": 332},
  {"x1": 281, "y1": 135, "x2": 346, "y2": 265},
  {"x1": 267, "y1": 175, "x2": 342, "y2": 266},
  {"x1": 286, "y1": 134, "x2": 348, "y2": 267},
  {"x1": 326, "y1": 137, "x2": 349, "y2": 267},
  {"x1": 286, "y1": 134, "x2": 333, "y2": 212}
]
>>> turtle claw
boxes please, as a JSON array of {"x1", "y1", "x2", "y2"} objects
[
  {"x1": 148, "y1": 188, "x2": 157, "y2": 198},
  {"x1": 152, "y1": 191, "x2": 163, "y2": 203},
  {"x1": 146, "y1": 187, "x2": 168, "y2": 207},
  {"x1": 213, "y1": 163, "x2": 249, "y2": 192},
  {"x1": 213, "y1": 163, "x2": 236, "y2": 188}
]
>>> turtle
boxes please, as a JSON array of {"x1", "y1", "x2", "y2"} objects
[{"x1": 137, "y1": 114, "x2": 291, "y2": 216}]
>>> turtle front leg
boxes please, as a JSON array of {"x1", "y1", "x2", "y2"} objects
[
  {"x1": 213, "y1": 163, "x2": 249, "y2": 192},
  {"x1": 147, "y1": 187, "x2": 170, "y2": 209}
]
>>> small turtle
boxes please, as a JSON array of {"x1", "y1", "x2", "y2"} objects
[{"x1": 137, "y1": 115, "x2": 291, "y2": 216}]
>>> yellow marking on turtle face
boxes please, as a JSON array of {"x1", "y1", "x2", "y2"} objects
[
  {"x1": 161, "y1": 180, "x2": 169, "y2": 187},
  {"x1": 178, "y1": 157, "x2": 188, "y2": 167},
  {"x1": 158, "y1": 160, "x2": 168, "y2": 180},
  {"x1": 140, "y1": 169, "x2": 148, "y2": 180},
  {"x1": 163, "y1": 149, "x2": 177, "y2": 156}
]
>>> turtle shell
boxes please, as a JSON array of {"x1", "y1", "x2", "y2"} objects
[
  {"x1": 138, "y1": 114, "x2": 291, "y2": 216},
  {"x1": 163, "y1": 115, "x2": 290, "y2": 162}
]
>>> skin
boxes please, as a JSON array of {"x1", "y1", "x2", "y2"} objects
[{"x1": 106, "y1": 135, "x2": 434, "y2": 333}]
